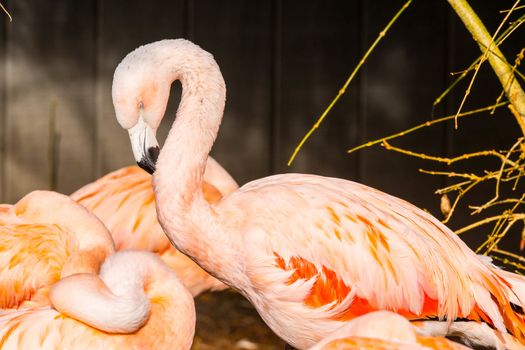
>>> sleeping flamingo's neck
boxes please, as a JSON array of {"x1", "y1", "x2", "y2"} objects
[
  {"x1": 153, "y1": 40, "x2": 226, "y2": 267},
  {"x1": 50, "y1": 251, "x2": 195, "y2": 346}
]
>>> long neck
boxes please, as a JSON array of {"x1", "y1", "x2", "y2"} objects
[{"x1": 153, "y1": 42, "x2": 226, "y2": 267}]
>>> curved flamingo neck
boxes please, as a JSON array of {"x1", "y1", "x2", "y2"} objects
[
  {"x1": 153, "y1": 40, "x2": 226, "y2": 262},
  {"x1": 50, "y1": 251, "x2": 194, "y2": 342}
]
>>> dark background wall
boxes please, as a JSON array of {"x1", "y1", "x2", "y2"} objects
[{"x1": 0, "y1": 0, "x2": 522, "y2": 250}]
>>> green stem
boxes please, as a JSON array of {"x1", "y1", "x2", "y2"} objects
[{"x1": 447, "y1": 0, "x2": 525, "y2": 136}]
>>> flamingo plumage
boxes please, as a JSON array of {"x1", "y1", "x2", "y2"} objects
[
  {"x1": 71, "y1": 157, "x2": 238, "y2": 296},
  {"x1": 0, "y1": 250, "x2": 195, "y2": 350},
  {"x1": 113, "y1": 39, "x2": 525, "y2": 349},
  {"x1": 308, "y1": 311, "x2": 470, "y2": 350},
  {"x1": 0, "y1": 190, "x2": 114, "y2": 308}
]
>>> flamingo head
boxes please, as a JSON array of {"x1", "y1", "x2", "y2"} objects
[{"x1": 112, "y1": 43, "x2": 173, "y2": 174}]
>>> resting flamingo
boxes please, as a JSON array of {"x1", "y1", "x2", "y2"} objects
[
  {"x1": 0, "y1": 250, "x2": 195, "y2": 350},
  {"x1": 71, "y1": 157, "x2": 238, "y2": 296},
  {"x1": 112, "y1": 39, "x2": 525, "y2": 349},
  {"x1": 308, "y1": 311, "x2": 470, "y2": 350},
  {"x1": 0, "y1": 190, "x2": 114, "y2": 308}
]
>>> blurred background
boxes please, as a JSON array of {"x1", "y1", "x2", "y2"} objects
[{"x1": 0, "y1": 1, "x2": 523, "y2": 348}]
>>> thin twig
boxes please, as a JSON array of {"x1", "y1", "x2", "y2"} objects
[
  {"x1": 484, "y1": 219, "x2": 523, "y2": 253},
  {"x1": 470, "y1": 138, "x2": 523, "y2": 213},
  {"x1": 450, "y1": 0, "x2": 518, "y2": 128},
  {"x1": 436, "y1": 179, "x2": 473, "y2": 194},
  {"x1": 0, "y1": 2, "x2": 12, "y2": 22},
  {"x1": 455, "y1": 213, "x2": 525, "y2": 235},
  {"x1": 287, "y1": 0, "x2": 413, "y2": 166},
  {"x1": 442, "y1": 177, "x2": 485, "y2": 223},
  {"x1": 500, "y1": 4, "x2": 525, "y2": 13},
  {"x1": 477, "y1": 194, "x2": 525, "y2": 253},
  {"x1": 347, "y1": 102, "x2": 507, "y2": 154},
  {"x1": 381, "y1": 141, "x2": 517, "y2": 167},
  {"x1": 468, "y1": 197, "x2": 525, "y2": 211},
  {"x1": 420, "y1": 169, "x2": 500, "y2": 182},
  {"x1": 448, "y1": 0, "x2": 525, "y2": 135},
  {"x1": 434, "y1": 13, "x2": 525, "y2": 109},
  {"x1": 490, "y1": 254, "x2": 525, "y2": 272}
]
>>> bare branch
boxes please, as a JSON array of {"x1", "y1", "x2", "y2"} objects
[{"x1": 447, "y1": 0, "x2": 525, "y2": 134}]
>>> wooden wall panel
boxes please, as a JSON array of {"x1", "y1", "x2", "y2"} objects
[
  {"x1": 4, "y1": 0, "x2": 97, "y2": 202},
  {"x1": 191, "y1": 0, "x2": 274, "y2": 184},
  {"x1": 0, "y1": 8, "x2": 6, "y2": 200},
  {"x1": 0, "y1": 0, "x2": 521, "y2": 245},
  {"x1": 96, "y1": 0, "x2": 185, "y2": 177},
  {"x1": 278, "y1": 1, "x2": 361, "y2": 179}
]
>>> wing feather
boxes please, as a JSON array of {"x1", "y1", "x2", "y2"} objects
[
  {"x1": 0, "y1": 224, "x2": 75, "y2": 308},
  {"x1": 225, "y1": 174, "x2": 520, "y2": 333}
]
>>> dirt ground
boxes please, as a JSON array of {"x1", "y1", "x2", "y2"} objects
[{"x1": 192, "y1": 290, "x2": 285, "y2": 349}]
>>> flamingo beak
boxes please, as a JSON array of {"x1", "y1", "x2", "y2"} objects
[{"x1": 128, "y1": 116, "x2": 160, "y2": 174}]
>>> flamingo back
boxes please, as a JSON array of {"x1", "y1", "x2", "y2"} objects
[
  {"x1": 0, "y1": 252, "x2": 195, "y2": 350},
  {"x1": 216, "y1": 173, "x2": 525, "y2": 346},
  {"x1": 0, "y1": 191, "x2": 115, "y2": 309},
  {"x1": 0, "y1": 223, "x2": 74, "y2": 308},
  {"x1": 0, "y1": 299, "x2": 188, "y2": 350},
  {"x1": 308, "y1": 311, "x2": 469, "y2": 350},
  {"x1": 318, "y1": 336, "x2": 467, "y2": 350}
]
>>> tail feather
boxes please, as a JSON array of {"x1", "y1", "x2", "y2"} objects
[
  {"x1": 413, "y1": 320, "x2": 525, "y2": 350},
  {"x1": 490, "y1": 268, "x2": 525, "y2": 344},
  {"x1": 476, "y1": 256, "x2": 525, "y2": 344},
  {"x1": 497, "y1": 269, "x2": 525, "y2": 307}
]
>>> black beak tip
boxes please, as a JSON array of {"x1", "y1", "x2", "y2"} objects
[
  {"x1": 137, "y1": 146, "x2": 160, "y2": 175},
  {"x1": 137, "y1": 159, "x2": 156, "y2": 174}
]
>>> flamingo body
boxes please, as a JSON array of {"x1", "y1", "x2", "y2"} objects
[
  {"x1": 113, "y1": 39, "x2": 525, "y2": 349},
  {"x1": 0, "y1": 191, "x2": 114, "y2": 308},
  {"x1": 0, "y1": 251, "x2": 195, "y2": 350},
  {"x1": 71, "y1": 158, "x2": 237, "y2": 296},
  {"x1": 188, "y1": 173, "x2": 525, "y2": 348},
  {"x1": 308, "y1": 311, "x2": 469, "y2": 350}
]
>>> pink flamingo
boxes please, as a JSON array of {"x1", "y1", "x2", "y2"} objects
[
  {"x1": 112, "y1": 39, "x2": 525, "y2": 349},
  {"x1": 308, "y1": 311, "x2": 470, "y2": 350},
  {"x1": 0, "y1": 250, "x2": 195, "y2": 349},
  {"x1": 71, "y1": 157, "x2": 238, "y2": 296},
  {"x1": 0, "y1": 190, "x2": 114, "y2": 308}
]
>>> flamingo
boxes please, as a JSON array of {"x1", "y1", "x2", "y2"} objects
[
  {"x1": 0, "y1": 250, "x2": 195, "y2": 350},
  {"x1": 70, "y1": 157, "x2": 238, "y2": 296},
  {"x1": 0, "y1": 190, "x2": 114, "y2": 308},
  {"x1": 112, "y1": 39, "x2": 525, "y2": 349},
  {"x1": 308, "y1": 311, "x2": 470, "y2": 349}
]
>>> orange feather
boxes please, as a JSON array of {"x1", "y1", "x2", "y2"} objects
[{"x1": 0, "y1": 191, "x2": 114, "y2": 308}]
